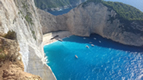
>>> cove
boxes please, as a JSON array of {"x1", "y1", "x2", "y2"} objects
[
  {"x1": 48, "y1": 7, "x2": 73, "y2": 16},
  {"x1": 44, "y1": 34, "x2": 143, "y2": 80}
]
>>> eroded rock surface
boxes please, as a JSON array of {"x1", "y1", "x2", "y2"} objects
[
  {"x1": 0, "y1": 60, "x2": 42, "y2": 80},
  {"x1": 0, "y1": 0, "x2": 56, "y2": 80},
  {"x1": 0, "y1": 36, "x2": 42, "y2": 80},
  {"x1": 39, "y1": 2, "x2": 143, "y2": 46}
]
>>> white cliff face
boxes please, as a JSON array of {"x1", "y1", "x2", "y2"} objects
[
  {"x1": 65, "y1": 3, "x2": 110, "y2": 36},
  {"x1": 38, "y1": 9, "x2": 71, "y2": 34},
  {"x1": 39, "y1": 2, "x2": 143, "y2": 46},
  {"x1": 65, "y1": 2, "x2": 143, "y2": 46},
  {"x1": 0, "y1": 0, "x2": 56, "y2": 80}
]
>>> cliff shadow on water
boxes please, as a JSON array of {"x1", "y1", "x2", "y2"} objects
[
  {"x1": 48, "y1": 7, "x2": 74, "y2": 16},
  {"x1": 63, "y1": 34, "x2": 143, "y2": 53}
]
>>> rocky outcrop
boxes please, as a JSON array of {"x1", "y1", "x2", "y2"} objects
[
  {"x1": 0, "y1": 36, "x2": 20, "y2": 62},
  {"x1": 0, "y1": 36, "x2": 42, "y2": 80},
  {"x1": 0, "y1": 0, "x2": 56, "y2": 80},
  {"x1": 39, "y1": 2, "x2": 143, "y2": 46}
]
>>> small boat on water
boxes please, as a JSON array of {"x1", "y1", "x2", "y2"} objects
[
  {"x1": 91, "y1": 44, "x2": 94, "y2": 47},
  {"x1": 94, "y1": 38, "x2": 96, "y2": 40},
  {"x1": 75, "y1": 55, "x2": 78, "y2": 58},
  {"x1": 99, "y1": 41, "x2": 101, "y2": 43},
  {"x1": 86, "y1": 45, "x2": 89, "y2": 48}
]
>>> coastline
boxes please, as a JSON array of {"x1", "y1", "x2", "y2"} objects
[
  {"x1": 43, "y1": 31, "x2": 72, "y2": 46},
  {"x1": 42, "y1": 31, "x2": 72, "y2": 80}
]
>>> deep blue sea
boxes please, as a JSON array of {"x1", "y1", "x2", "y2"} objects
[
  {"x1": 44, "y1": 34, "x2": 143, "y2": 80},
  {"x1": 48, "y1": 7, "x2": 73, "y2": 16}
]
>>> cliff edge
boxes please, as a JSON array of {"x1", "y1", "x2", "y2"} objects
[
  {"x1": 0, "y1": 0, "x2": 56, "y2": 80},
  {"x1": 0, "y1": 36, "x2": 42, "y2": 80}
]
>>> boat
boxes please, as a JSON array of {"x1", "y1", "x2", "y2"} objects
[
  {"x1": 99, "y1": 41, "x2": 101, "y2": 43},
  {"x1": 91, "y1": 44, "x2": 94, "y2": 46},
  {"x1": 75, "y1": 55, "x2": 78, "y2": 58},
  {"x1": 86, "y1": 45, "x2": 89, "y2": 48}
]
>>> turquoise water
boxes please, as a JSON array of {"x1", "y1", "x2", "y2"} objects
[{"x1": 44, "y1": 34, "x2": 143, "y2": 80}]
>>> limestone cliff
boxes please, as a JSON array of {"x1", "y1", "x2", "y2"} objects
[
  {"x1": 38, "y1": 9, "x2": 69, "y2": 34},
  {"x1": 39, "y1": 2, "x2": 143, "y2": 46},
  {"x1": 0, "y1": 0, "x2": 56, "y2": 80}
]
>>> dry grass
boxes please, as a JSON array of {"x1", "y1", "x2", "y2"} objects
[
  {"x1": 0, "y1": 43, "x2": 5, "y2": 61},
  {"x1": 0, "y1": 48, "x2": 6, "y2": 61},
  {"x1": 0, "y1": 36, "x2": 20, "y2": 62}
]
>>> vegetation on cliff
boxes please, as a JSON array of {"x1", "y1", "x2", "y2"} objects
[
  {"x1": 3, "y1": 31, "x2": 16, "y2": 40},
  {"x1": 18, "y1": 2, "x2": 36, "y2": 40},
  {"x1": 0, "y1": 31, "x2": 18, "y2": 62},
  {"x1": 101, "y1": 0, "x2": 143, "y2": 35},
  {"x1": 102, "y1": 1, "x2": 143, "y2": 21},
  {"x1": 34, "y1": 0, "x2": 85, "y2": 10},
  {"x1": 84, "y1": 0, "x2": 143, "y2": 21},
  {"x1": 34, "y1": 0, "x2": 70, "y2": 9},
  {"x1": 0, "y1": 36, "x2": 42, "y2": 80}
]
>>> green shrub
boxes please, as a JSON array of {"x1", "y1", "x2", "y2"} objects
[
  {"x1": 25, "y1": 12, "x2": 33, "y2": 25},
  {"x1": 32, "y1": 30, "x2": 36, "y2": 40},
  {"x1": 22, "y1": 2, "x2": 28, "y2": 10},
  {"x1": 34, "y1": 0, "x2": 71, "y2": 9},
  {"x1": 4, "y1": 30, "x2": 16, "y2": 40},
  {"x1": 25, "y1": 15, "x2": 32, "y2": 24},
  {"x1": 0, "y1": 53, "x2": 6, "y2": 61}
]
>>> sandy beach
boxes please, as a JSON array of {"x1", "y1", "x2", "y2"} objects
[{"x1": 43, "y1": 31, "x2": 72, "y2": 46}]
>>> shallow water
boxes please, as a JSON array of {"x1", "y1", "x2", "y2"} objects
[{"x1": 44, "y1": 34, "x2": 143, "y2": 80}]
